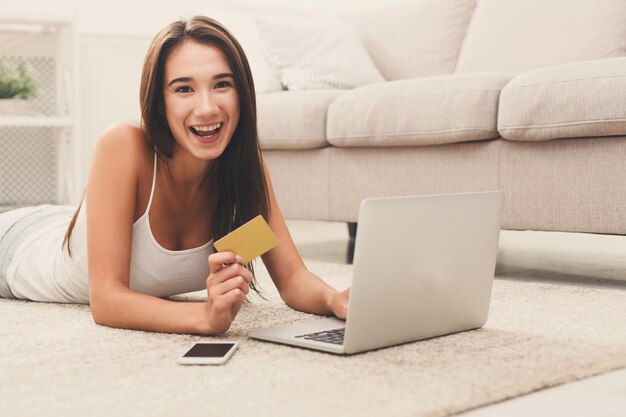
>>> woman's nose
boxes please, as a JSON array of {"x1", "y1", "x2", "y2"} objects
[{"x1": 196, "y1": 92, "x2": 219, "y2": 116}]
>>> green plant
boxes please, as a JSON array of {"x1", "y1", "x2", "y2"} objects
[{"x1": 0, "y1": 61, "x2": 38, "y2": 99}]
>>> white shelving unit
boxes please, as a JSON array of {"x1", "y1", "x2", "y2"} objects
[
  {"x1": 0, "y1": 116, "x2": 74, "y2": 127},
  {"x1": 0, "y1": 12, "x2": 80, "y2": 210}
]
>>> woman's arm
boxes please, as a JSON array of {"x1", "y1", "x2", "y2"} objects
[
  {"x1": 260, "y1": 165, "x2": 350, "y2": 319},
  {"x1": 86, "y1": 124, "x2": 249, "y2": 334}
]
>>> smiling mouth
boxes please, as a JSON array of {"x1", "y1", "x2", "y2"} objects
[{"x1": 190, "y1": 122, "x2": 223, "y2": 138}]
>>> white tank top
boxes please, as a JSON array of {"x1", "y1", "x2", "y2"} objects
[{"x1": 7, "y1": 153, "x2": 213, "y2": 303}]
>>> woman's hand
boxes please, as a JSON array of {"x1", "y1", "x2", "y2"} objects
[
  {"x1": 329, "y1": 288, "x2": 350, "y2": 320},
  {"x1": 205, "y1": 252, "x2": 253, "y2": 334}
]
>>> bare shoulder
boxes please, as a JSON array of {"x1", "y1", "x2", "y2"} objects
[
  {"x1": 87, "y1": 122, "x2": 153, "y2": 199},
  {"x1": 94, "y1": 122, "x2": 150, "y2": 162},
  {"x1": 90, "y1": 122, "x2": 154, "y2": 178}
]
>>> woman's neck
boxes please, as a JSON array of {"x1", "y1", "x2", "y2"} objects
[{"x1": 163, "y1": 148, "x2": 216, "y2": 198}]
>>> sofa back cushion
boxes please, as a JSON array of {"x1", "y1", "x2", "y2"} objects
[
  {"x1": 455, "y1": 0, "x2": 626, "y2": 73},
  {"x1": 347, "y1": 0, "x2": 477, "y2": 80}
]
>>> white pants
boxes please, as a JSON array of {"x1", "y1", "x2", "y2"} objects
[{"x1": 0, "y1": 205, "x2": 66, "y2": 298}]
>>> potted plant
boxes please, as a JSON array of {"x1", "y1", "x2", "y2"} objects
[{"x1": 0, "y1": 61, "x2": 38, "y2": 116}]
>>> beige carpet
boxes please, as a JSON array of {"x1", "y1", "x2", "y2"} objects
[{"x1": 1, "y1": 261, "x2": 625, "y2": 417}]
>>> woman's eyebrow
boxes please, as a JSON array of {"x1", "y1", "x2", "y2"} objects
[
  {"x1": 213, "y1": 72, "x2": 234, "y2": 80},
  {"x1": 168, "y1": 76, "x2": 192, "y2": 87},
  {"x1": 167, "y1": 73, "x2": 234, "y2": 87}
]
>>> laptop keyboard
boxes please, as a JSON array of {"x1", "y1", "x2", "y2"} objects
[{"x1": 295, "y1": 327, "x2": 345, "y2": 345}]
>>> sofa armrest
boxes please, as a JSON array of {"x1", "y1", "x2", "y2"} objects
[{"x1": 498, "y1": 57, "x2": 626, "y2": 141}]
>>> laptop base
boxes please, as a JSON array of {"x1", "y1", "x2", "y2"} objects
[{"x1": 249, "y1": 317, "x2": 347, "y2": 355}]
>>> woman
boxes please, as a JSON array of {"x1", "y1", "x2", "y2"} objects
[{"x1": 0, "y1": 16, "x2": 349, "y2": 334}]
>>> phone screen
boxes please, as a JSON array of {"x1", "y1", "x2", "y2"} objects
[{"x1": 182, "y1": 343, "x2": 235, "y2": 358}]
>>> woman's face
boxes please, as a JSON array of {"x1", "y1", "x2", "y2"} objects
[{"x1": 163, "y1": 40, "x2": 240, "y2": 162}]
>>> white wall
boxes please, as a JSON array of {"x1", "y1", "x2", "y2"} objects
[
  {"x1": 4, "y1": 0, "x2": 401, "y2": 189},
  {"x1": 233, "y1": 0, "x2": 398, "y2": 12},
  {"x1": 7, "y1": 0, "x2": 230, "y2": 35}
]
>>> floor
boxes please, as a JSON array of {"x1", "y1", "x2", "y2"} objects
[{"x1": 285, "y1": 220, "x2": 626, "y2": 417}]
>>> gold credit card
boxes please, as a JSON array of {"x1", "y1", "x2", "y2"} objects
[{"x1": 213, "y1": 215, "x2": 278, "y2": 264}]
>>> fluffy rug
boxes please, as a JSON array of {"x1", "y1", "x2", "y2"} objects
[{"x1": 1, "y1": 261, "x2": 625, "y2": 417}]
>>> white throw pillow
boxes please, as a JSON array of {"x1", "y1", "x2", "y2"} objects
[
  {"x1": 208, "y1": 10, "x2": 283, "y2": 93},
  {"x1": 256, "y1": 17, "x2": 385, "y2": 90}
]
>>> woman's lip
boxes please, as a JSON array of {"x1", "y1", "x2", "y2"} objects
[
  {"x1": 190, "y1": 122, "x2": 223, "y2": 129},
  {"x1": 190, "y1": 125, "x2": 222, "y2": 144}
]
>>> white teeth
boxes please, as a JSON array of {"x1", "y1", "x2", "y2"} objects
[{"x1": 193, "y1": 122, "x2": 222, "y2": 133}]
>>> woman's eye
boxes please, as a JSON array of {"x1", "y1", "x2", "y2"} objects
[
  {"x1": 215, "y1": 81, "x2": 233, "y2": 90},
  {"x1": 175, "y1": 86, "x2": 193, "y2": 93}
]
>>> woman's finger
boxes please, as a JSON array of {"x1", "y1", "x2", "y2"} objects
[
  {"x1": 213, "y1": 274, "x2": 250, "y2": 296},
  {"x1": 208, "y1": 251, "x2": 245, "y2": 272},
  {"x1": 208, "y1": 263, "x2": 251, "y2": 286}
]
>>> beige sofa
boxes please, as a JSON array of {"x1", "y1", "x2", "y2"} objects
[{"x1": 254, "y1": 0, "x2": 626, "y2": 235}]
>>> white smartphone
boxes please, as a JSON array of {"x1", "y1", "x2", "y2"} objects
[{"x1": 177, "y1": 342, "x2": 239, "y2": 365}]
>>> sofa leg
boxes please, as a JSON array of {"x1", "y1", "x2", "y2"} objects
[{"x1": 347, "y1": 222, "x2": 357, "y2": 264}]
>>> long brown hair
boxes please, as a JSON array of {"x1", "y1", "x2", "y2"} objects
[{"x1": 64, "y1": 16, "x2": 270, "y2": 292}]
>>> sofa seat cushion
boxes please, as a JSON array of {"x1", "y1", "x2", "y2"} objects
[
  {"x1": 498, "y1": 58, "x2": 626, "y2": 142},
  {"x1": 257, "y1": 90, "x2": 346, "y2": 150},
  {"x1": 326, "y1": 73, "x2": 514, "y2": 147}
]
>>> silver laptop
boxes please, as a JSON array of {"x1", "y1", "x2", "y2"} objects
[{"x1": 249, "y1": 191, "x2": 504, "y2": 355}]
